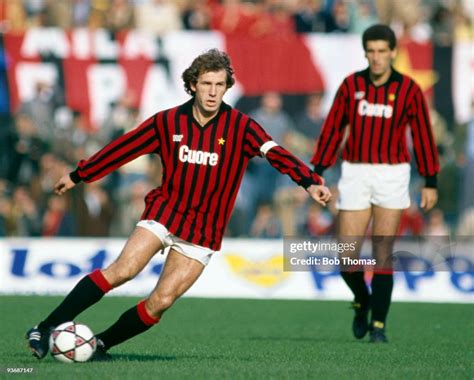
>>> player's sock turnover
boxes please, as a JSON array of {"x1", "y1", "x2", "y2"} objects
[{"x1": 96, "y1": 300, "x2": 160, "y2": 350}]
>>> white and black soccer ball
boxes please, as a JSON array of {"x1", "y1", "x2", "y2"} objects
[{"x1": 49, "y1": 322, "x2": 96, "y2": 363}]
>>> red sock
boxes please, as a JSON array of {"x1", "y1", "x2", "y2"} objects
[{"x1": 96, "y1": 300, "x2": 160, "y2": 349}]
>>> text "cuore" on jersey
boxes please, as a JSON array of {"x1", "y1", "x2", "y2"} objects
[
  {"x1": 358, "y1": 99, "x2": 393, "y2": 118},
  {"x1": 178, "y1": 145, "x2": 219, "y2": 166}
]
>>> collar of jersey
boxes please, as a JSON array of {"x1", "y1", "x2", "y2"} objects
[
  {"x1": 179, "y1": 98, "x2": 231, "y2": 130},
  {"x1": 361, "y1": 66, "x2": 403, "y2": 88}
]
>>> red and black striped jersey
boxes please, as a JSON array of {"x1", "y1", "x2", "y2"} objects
[
  {"x1": 70, "y1": 99, "x2": 322, "y2": 250},
  {"x1": 311, "y1": 68, "x2": 439, "y2": 187}
]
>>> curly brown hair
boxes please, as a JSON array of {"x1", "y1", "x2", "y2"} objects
[{"x1": 182, "y1": 49, "x2": 235, "y2": 96}]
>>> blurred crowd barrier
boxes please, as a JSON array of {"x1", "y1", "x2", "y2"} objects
[{"x1": 1, "y1": 237, "x2": 472, "y2": 301}]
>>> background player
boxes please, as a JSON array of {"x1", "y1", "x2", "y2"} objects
[
  {"x1": 311, "y1": 24, "x2": 439, "y2": 343},
  {"x1": 26, "y1": 49, "x2": 331, "y2": 360}
]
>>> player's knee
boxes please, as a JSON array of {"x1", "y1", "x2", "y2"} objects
[
  {"x1": 147, "y1": 293, "x2": 176, "y2": 315},
  {"x1": 372, "y1": 235, "x2": 396, "y2": 244},
  {"x1": 371, "y1": 235, "x2": 396, "y2": 255},
  {"x1": 103, "y1": 265, "x2": 138, "y2": 287}
]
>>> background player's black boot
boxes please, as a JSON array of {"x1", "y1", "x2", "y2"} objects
[
  {"x1": 351, "y1": 299, "x2": 370, "y2": 339},
  {"x1": 340, "y1": 271, "x2": 371, "y2": 339},
  {"x1": 369, "y1": 321, "x2": 388, "y2": 343}
]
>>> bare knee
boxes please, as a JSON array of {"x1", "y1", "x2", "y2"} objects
[
  {"x1": 146, "y1": 293, "x2": 177, "y2": 317},
  {"x1": 372, "y1": 235, "x2": 396, "y2": 253},
  {"x1": 102, "y1": 264, "x2": 138, "y2": 287}
]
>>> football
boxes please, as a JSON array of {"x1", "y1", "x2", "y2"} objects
[{"x1": 49, "y1": 322, "x2": 96, "y2": 363}]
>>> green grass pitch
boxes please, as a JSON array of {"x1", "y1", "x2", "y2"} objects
[{"x1": 1, "y1": 296, "x2": 472, "y2": 379}]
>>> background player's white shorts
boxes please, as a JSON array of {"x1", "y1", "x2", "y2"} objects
[
  {"x1": 136, "y1": 220, "x2": 214, "y2": 266},
  {"x1": 337, "y1": 161, "x2": 411, "y2": 210}
]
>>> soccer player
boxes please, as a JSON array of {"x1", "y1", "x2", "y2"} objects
[
  {"x1": 26, "y1": 49, "x2": 332, "y2": 360},
  {"x1": 311, "y1": 25, "x2": 439, "y2": 343}
]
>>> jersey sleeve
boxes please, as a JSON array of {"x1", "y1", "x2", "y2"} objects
[
  {"x1": 70, "y1": 114, "x2": 160, "y2": 184},
  {"x1": 310, "y1": 80, "x2": 349, "y2": 174},
  {"x1": 244, "y1": 119, "x2": 323, "y2": 188},
  {"x1": 407, "y1": 83, "x2": 440, "y2": 187}
]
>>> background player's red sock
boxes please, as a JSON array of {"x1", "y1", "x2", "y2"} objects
[
  {"x1": 38, "y1": 269, "x2": 112, "y2": 331},
  {"x1": 96, "y1": 300, "x2": 160, "y2": 349},
  {"x1": 340, "y1": 271, "x2": 370, "y2": 309},
  {"x1": 370, "y1": 272, "x2": 394, "y2": 324}
]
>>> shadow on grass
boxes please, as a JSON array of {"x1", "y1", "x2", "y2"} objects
[
  {"x1": 111, "y1": 354, "x2": 177, "y2": 362},
  {"x1": 244, "y1": 336, "x2": 362, "y2": 344},
  {"x1": 178, "y1": 354, "x2": 234, "y2": 361},
  {"x1": 114, "y1": 353, "x2": 251, "y2": 362},
  {"x1": 246, "y1": 336, "x2": 322, "y2": 342}
]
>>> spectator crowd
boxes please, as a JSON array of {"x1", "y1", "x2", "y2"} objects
[
  {"x1": 0, "y1": 0, "x2": 473, "y2": 238},
  {"x1": 0, "y1": 0, "x2": 471, "y2": 41}
]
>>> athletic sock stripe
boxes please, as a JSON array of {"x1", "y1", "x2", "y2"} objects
[
  {"x1": 89, "y1": 269, "x2": 113, "y2": 293},
  {"x1": 137, "y1": 300, "x2": 160, "y2": 326}
]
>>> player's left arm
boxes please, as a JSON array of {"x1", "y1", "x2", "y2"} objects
[
  {"x1": 264, "y1": 145, "x2": 331, "y2": 206},
  {"x1": 244, "y1": 120, "x2": 332, "y2": 206},
  {"x1": 408, "y1": 84, "x2": 440, "y2": 211},
  {"x1": 305, "y1": 183, "x2": 332, "y2": 207},
  {"x1": 54, "y1": 173, "x2": 76, "y2": 195}
]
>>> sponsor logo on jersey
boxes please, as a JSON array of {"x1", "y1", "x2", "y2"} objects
[
  {"x1": 355, "y1": 91, "x2": 365, "y2": 99},
  {"x1": 357, "y1": 99, "x2": 393, "y2": 118},
  {"x1": 178, "y1": 145, "x2": 219, "y2": 166},
  {"x1": 173, "y1": 134, "x2": 184, "y2": 142}
]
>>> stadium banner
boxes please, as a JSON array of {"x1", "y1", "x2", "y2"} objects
[
  {"x1": 4, "y1": 28, "x2": 467, "y2": 128},
  {"x1": 0, "y1": 238, "x2": 472, "y2": 303},
  {"x1": 453, "y1": 39, "x2": 474, "y2": 124}
]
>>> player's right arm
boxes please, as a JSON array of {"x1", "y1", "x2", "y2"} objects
[
  {"x1": 310, "y1": 80, "x2": 349, "y2": 175},
  {"x1": 54, "y1": 114, "x2": 160, "y2": 194}
]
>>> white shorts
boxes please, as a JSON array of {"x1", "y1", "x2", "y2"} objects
[
  {"x1": 136, "y1": 220, "x2": 214, "y2": 266},
  {"x1": 337, "y1": 161, "x2": 410, "y2": 210}
]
